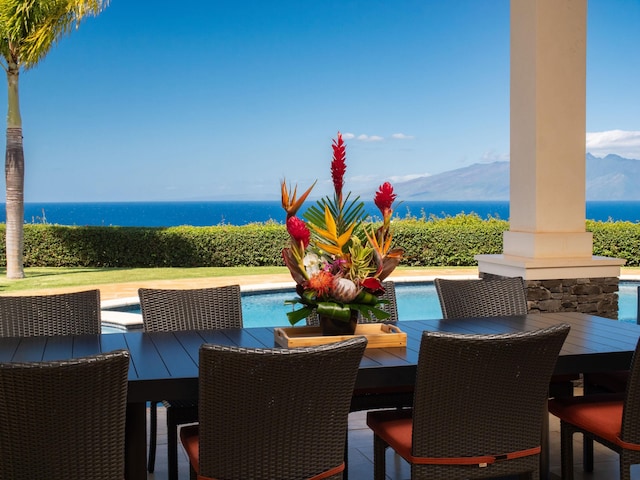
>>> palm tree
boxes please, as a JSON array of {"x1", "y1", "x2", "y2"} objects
[{"x1": 0, "y1": 0, "x2": 109, "y2": 279}]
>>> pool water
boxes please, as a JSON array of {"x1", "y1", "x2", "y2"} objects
[
  {"x1": 618, "y1": 281, "x2": 640, "y2": 323},
  {"x1": 103, "y1": 281, "x2": 640, "y2": 331}
]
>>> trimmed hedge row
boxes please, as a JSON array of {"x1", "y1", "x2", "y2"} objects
[{"x1": 0, "y1": 214, "x2": 638, "y2": 268}]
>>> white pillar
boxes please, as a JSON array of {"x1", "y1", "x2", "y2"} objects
[{"x1": 476, "y1": 0, "x2": 624, "y2": 279}]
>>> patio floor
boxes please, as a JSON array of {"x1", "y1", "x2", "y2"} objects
[{"x1": 149, "y1": 401, "x2": 637, "y2": 480}]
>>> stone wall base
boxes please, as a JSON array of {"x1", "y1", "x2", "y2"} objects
[{"x1": 480, "y1": 272, "x2": 619, "y2": 320}]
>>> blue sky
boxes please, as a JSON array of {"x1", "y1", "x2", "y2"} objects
[{"x1": 1, "y1": 0, "x2": 639, "y2": 202}]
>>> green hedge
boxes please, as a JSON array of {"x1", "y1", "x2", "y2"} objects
[
  {"x1": 0, "y1": 214, "x2": 638, "y2": 268},
  {"x1": 392, "y1": 215, "x2": 507, "y2": 266}
]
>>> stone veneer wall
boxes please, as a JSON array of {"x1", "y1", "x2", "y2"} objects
[{"x1": 480, "y1": 272, "x2": 619, "y2": 320}]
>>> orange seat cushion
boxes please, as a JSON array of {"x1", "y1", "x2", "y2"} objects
[
  {"x1": 366, "y1": 409, "x2": 414, "y2": 461},
  {"x1": 367, "y1": 408, "x2": 541, "y2": 465},
  {"x1": 179, "y1": 424, "x2": 200, "y2": 474},
  {"x1": 549, "y1": 396, "x2": 640, "y2": 450},
  {"x1": 179, "y1": 423, "x2": 345, "y2": 480}
]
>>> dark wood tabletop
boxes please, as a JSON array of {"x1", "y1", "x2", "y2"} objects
[{"x1": 1, "y1": 311, "x2": 639, "y2": 480}]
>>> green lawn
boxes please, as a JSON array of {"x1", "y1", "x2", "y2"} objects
[
  {"x1": 2, "y1": 265, "x2": 635, "y2": 295},
  {"x1": 0, "y1": 266, "x2": 290, "y2": 293},
  {"x1": 0, "y1": 265, "x2": 480, "y2": 294}
]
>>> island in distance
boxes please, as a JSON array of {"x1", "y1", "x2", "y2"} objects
[{"x1": 391, "y1": 153, "x2": 640, "y2": 201}]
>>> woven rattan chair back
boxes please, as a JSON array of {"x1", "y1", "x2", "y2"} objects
[
  {"x1": 620, "y1": 338, "x2": 640, "y2": 446},
  {"x1": 195, "y1": 336, "x2": 367, "y2": 480},
  {"x1": 139, "y1": 285, "x2": 243, "y2": 479},
  {"x1": 139, "y1": 285, "x2": 243, "y2": 331},
  {"x1": 408, "y1": 324, "x2": 569, "y2": 479},
  {"x1": 0, "y1": 350, "x2": 130, "y2": 480},
  {"x1": 0, "y1": 289, "x2": 101, "y2": 337},
  {"x1": 435, "y1": 277, "x2": 528, "y2": 318},
  {"x1": 306, "y1": 280, "x2": 398, "y2": 326}
]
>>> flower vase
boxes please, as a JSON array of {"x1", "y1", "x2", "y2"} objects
[{"x1": 318, "y1": 310, "x2": 358, "y2": 336}]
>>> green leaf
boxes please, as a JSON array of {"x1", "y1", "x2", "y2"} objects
[
  {"x1": 286, "y1": 305, "x2": 314, "y2": 325},
  {"x1": 348, "y1": 303, "x2": 391, "y2": 321},
  {"x1": 303, "y1": 192, "x2": 367, "y2": 240},
  {"x1": 354, "y1": 289, "x2": 380, "y2": 305},
  {"x1": 316, "y1": 302, "x2": 352, "y2": 321}
]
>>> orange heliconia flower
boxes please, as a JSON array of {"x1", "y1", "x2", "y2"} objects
[{"x1": 307, "y1": 270, "x2": 334, "y2": 299}]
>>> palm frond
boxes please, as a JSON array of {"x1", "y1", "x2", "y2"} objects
[
  {"x1": 0, "y1": 0, "x2": 109, "y2": 68},
  {"x1": 303, "y1": 191, "x2": 367, "y2": 241}
]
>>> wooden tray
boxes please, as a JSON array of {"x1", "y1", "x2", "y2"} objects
[{"x1": 274, "y1": 323, "x2": 407, "y2": 349}]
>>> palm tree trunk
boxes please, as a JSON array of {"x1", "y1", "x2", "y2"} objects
[{"x1": 5, "y1": 64, "x2": 24, "y2": 279}]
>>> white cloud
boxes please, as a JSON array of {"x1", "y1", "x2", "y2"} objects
[
  {"x1": 341, "y1": 132, "x2": 413, "y2": 142},
  {"x1": 356, "y1": 134, "x2": 384, "y2": 142},
  {"x1": 350, "y1": 174, "x2": 379, "y2": 184},
  {"x1": 391, "y1": 133, "x2": 415, "y2": 140},
  {"x1": 480, "y1": 150, "x2": 509, "y2": 162},
  {"x1": 389, "y1": 173, "x2": 431, "y2": 182},
  {"x1": 586, "y1": 130, "x2": 640, "y2": 159}
]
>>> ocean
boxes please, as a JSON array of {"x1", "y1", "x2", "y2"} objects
[{"x1": 2, "y1": 200, "x2": 640, "y2": 227}]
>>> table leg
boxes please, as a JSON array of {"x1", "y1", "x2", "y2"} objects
[
  {"x1": 541, "y1": 403, "x2": 550, "y2": 480},
  {"x1": 125, "y1": 402, "x2": 147, "y2": 480}
]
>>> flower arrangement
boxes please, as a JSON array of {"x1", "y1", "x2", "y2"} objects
[{"x1": 281, "y1": 132, "x2": 404, "y2": 327}]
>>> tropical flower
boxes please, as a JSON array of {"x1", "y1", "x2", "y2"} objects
[{"x1": 281, "y1": 132, "x2": 404, "y2": 325}]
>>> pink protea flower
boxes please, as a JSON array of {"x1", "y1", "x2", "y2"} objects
[
  {"x1": 331, "y1": 277, "x2": 359, "y2": 303},
  {"x1": 286, "y1": 216, "x2": 310, "y2": 248},
  {"x1": 331, "y1": 132, "x2": 346, "y2": 202}
]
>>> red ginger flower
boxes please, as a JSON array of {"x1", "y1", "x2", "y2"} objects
[
  {"x1": 374, "y1": 182, "x2": 397, "y2": 220},
  {"x1": 331, "y1": 132, "x2": 346, "y2": 202},
  {"x1": 286, "y1": 216, "x2": 310, "y2": 248}
]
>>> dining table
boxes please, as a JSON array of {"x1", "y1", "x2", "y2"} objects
[{"x1": 1, "y1": 311, "x2": 639, "y2": 480}]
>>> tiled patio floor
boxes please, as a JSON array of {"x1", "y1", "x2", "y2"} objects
[{"x1": 148, "y1": 405, "x2": 639, "y2": 480}]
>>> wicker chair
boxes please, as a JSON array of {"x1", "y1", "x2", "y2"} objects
[
  {"x1": 306, "y1": 280, "x2": 399, "y2": 326},
  {"x1": 434, "y1": 277, "x2": 528, "y2": 319},
  {"x1": 139, "y1": 285, "x2": 243, "y2": 480},
  {"x1": 434, "y1": 276, "x2": 576, "y2": 398},
  {"x1": 304, "y1": 280, "x2": 408, "y2": 478},
  {"x1": 577, "y1": 286, "x2": 640, "y2": 471},
  {"x1": 0, "y1": 349, "x2": 130, "y2": 480},
  {"x1": 180, "y1": 336, "x2": 367, "y2": 480},
  {"x1": 367, "y1": 324, "x2": 570, "y2": 480},
  {"x1": 0, "y1": 289, "x2": 101, "y2": 337},
  {"x1": 549, "y1": 336, "x2": 640, "y2": 480}
]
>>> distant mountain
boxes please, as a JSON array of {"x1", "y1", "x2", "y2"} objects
[
  {"x1": 394, "y1": 161, "x2": 509, "y2": 200},
  {"x1": 585, "y1": 153, "x2": 640, "y2": 200},
  {"x1": 390, "y1": 154, "x2": 640, "y2": 201}
]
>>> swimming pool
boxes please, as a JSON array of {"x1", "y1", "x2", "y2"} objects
[{"x1": 101, "y1": 280, "x2": 640, "y2": 333}]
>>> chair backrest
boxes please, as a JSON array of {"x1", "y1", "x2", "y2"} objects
[
  {"x1": 306, "y1": 280, "x2": 398, "y2": 326},
  {"x1": 0, "y1": 350, "x2": 130, "y2": 480},
  {"x1": 0, "y1": 289, "x2": 101, "y2": 337},
  {"x1": 197, "y1": 336, "x2": 367, "y2": 479},
  {"x1": 139, "y1": 285, "x2": 243, "y2": 332},
  {"x1": 434, "y1": 277, "x2": 528, "y2": 319},
  {"x1": 412, "y1": 324, "x2": 569, "y2": 462},
  {"x1": 620, "y1": 337, "x2": 640, "y2": 445}
]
